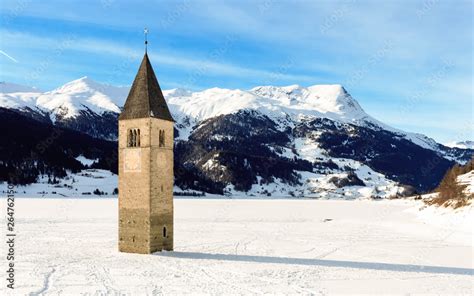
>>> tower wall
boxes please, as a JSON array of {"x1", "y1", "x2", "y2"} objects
[
  {"x1": 117, "y1": 52, "x2": 175, "y2": 254},
  {"x1": 150, "y1": 118, "x2": 174, "y2": 252},
  {"x1": 118, "y1": 117, "x2": 174, "y2": 254}
]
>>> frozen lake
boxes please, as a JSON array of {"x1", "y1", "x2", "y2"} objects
[{"x1": 1, "y1": 198, "x2": 473, "y2": 295}]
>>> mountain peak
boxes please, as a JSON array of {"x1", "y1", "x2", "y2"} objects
[
  {"x1": 36, "y1": 77, "x2": 129, "y2": 120},
  {"x1": 249, "y1": 84, "x2": 366, "y2": 121},
  {"x1": 54, "y1": 76, "x2": 103, "y2": 93}
]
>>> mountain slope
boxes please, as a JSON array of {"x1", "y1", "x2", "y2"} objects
[
  {"x1": 36, "y1": 77, "x2": 127, "y2": 118},
  {"x1": 1, "y1": 78, "x2": 472, "y2": 196},
  {"x1": 0, "y1": 107, "x2": 117, "y2": 185},
  {"x1": 175, "y1": 110, "x2": 453, "y2": 195},
  {"x1": 0, "y1": 78, "x2": 129, "y2": 140},
  {"x1": 1, "y1": 78, "x2": 469, "y2": 161}
]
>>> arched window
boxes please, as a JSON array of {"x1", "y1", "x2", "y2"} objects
[
  {"x1": 127, "y1": 128, "x2": 142, "y2": 147},
  {"x1": 159, "y1": 130, "x2": 165, "y2": 147},
  {"x1": 163, "y1": 226, "x2": 167, "y2": 238},
  {"x1": 132, "y1": 129, "x2": 137, "y2": 147},
  {"x1": 128, "y1": 129, "x2": 133, "y2": 147}
]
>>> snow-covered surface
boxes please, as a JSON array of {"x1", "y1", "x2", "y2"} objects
[
  {"x1": 168, "y1": 84, "x2": 368, "y2": 124},
  {"x1": 239, "y1": 136, "x2": 404, "y2": 198},
  {"x1": 0, "y1": 78, "x2": 129, "y2": 121},
  {"x1": 2, "y1": 164, "x2": 403, "y2": 199},
  {"x1": 458, "y1": 170, "x2": 474, "y2": 194},
  {"x1": 0, "y1": 169, "x2": 117, "y2": 197},
  {"x1": 0, "y1": 82, "x2": 42, "y2": 111},
  {"x1": 36, "y1": 77, "x2": 129, "y2": 121},
  {"x1": 2, "y1": 78, "x2": 472, "y2": 197},
  {"x1": 2, "y1": 80, "x2": 372, "y2": 125},
  {"x1": 408, "y1": 200, "x2": 473, "y2": 241},
  {"x1": 1, "y1": 78, "x2": 457, "y2": 154},
  {"x1": 165, "y1": 84, "x2": 446, "y2": 152},
  {"x1": 75, "y1": 155, "x2": 98, "y2": 166},
  {"x1": 1, "y1": 198, "x2": 472, "y2": 295}
]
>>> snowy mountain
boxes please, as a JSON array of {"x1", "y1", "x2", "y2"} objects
[
  {"x1": 33, "y1": 77, "x2": 129, "y2": 140},
  {"x1": 1, "y1": 78, "x2": 472, "y2": 197},
  {"x1": 0, "y1": 82, "x2": 43, "y2": 110},
  {"x1": 0, "y1": 78, "x2": 129, "y2": 140},
  {"x1": 167, "y1": 84, "x2": 367, "y2": 123},
  {"x1": 36, "y1": 77, "x2": 128, "y2": 121},
  {"x1": 0, "y1": 79, "x2": 455, "y2": 152}
]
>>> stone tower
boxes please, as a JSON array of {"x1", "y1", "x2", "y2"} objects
[{"x1": 118, "y1": 52, "x2": 174, "y2": 254}]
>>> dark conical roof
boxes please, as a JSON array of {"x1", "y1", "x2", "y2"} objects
[{"x1": 119, "y1": 53, "x2": 174, "y2": 121}]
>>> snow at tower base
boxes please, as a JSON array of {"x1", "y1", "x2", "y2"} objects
[{"x1": 2, "y1": 197, "x2": 472, "y2": 295}]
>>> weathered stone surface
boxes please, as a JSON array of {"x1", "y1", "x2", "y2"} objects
[
  {"x1": 119, "y1": 118, "x2": 174, "y2": 254},
  {"x1": 118, "y1": 53, "x2": 174, "y2": 254}
]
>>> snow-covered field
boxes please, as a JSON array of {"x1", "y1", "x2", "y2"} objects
[
  {"x1": 2, "y1": 166, "x2": 404, "y2": 199},
  {"x1": 1, "y1": 198, "x2": 472, "y2": 295}
]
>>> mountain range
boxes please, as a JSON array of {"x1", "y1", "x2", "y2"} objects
[{"x1": 0, "y1": 78, "x2": 472, "y2": 197}]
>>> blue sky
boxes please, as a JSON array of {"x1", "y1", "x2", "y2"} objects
[{"x1": 0, "y1": 0, "x2": 472, "y2": 144}]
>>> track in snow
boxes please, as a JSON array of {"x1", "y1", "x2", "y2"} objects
[{"x1": 1, "y1": 198, "x2": 472, "y2": 295}]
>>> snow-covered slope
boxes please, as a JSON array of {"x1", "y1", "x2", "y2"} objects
[
  {"x1": 1, "y1": 78, "x2": 471, "y2": 159},
  {"x1": 167, "y1": 84, "x2": 368, "y2": 124},
  {"x1": 0, "y1": 78, "x2": 129, "y2": 119},
  {"x1": 1, "y1": 78, "x2": 472, "y2": 197},
  {"x1": 0, "y1": 79, "x2": 423, "y2": 138},
  {"x1": 165, "y1": 84, "x2": 457, "y2": 156},
  {"x1": 0, "y1": 77, "x2": 468, "y2": 157},
  {"x1": 457, "y1": 170, "x2": 474, "y2": 195},
  {"x1": 0, "y1": 78, "x2": 130, "y2": 139},
  {"x1": 35, "y1": 77, "x2": 129, "y2": 122},
  {"x1": 0, "y1": 82, "x2": 42, "y2": 111}
]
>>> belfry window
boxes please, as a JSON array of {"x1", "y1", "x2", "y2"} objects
[
  {"x1": 128, "y1": 129, "x2": 133, "y2": 147},
  {"x1": 127, "y1": 128, "x2": 141, "y2": 147},
  {"x1": 159, "y1": 130, "x2": 165, "y2": 147}
]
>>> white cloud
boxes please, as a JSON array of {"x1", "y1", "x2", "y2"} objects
[{"x1": 1, "y1": 30, "x2": 316, "y2": 85}]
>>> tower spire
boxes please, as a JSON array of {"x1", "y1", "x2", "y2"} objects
[
  {"x1": 119, "y1": 48, "x2": 174, "y2": 121},
  {"x1": 144, "y1": 27, "x2": 148, "y2": 53}
]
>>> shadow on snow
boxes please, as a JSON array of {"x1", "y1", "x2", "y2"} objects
[{"x1": 156, "y1": 251, "x2": 473, "y2": 276}]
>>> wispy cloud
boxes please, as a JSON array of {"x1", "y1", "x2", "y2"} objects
[
  {"x1": 0, "y1": 0, "x2": 471, "y2": 143},
  {"x1": 1, "y1": 30, "x2": 317, "y2": 86},
  {"x1": 0, "y1": 49, "x2": 18, "y2": 63}
]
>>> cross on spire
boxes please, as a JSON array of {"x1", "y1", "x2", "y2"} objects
[{"x1": 144, "y1": 27, "x2": 149, "y2": 53}]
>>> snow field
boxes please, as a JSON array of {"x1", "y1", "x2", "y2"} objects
[{"x1": 1, "y1": 198, "x2": 472, "y2": 295}]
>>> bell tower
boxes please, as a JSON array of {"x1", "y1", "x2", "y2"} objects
[{"x1": 118, "y1": 49, "x2": 174, "y2": 254}]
